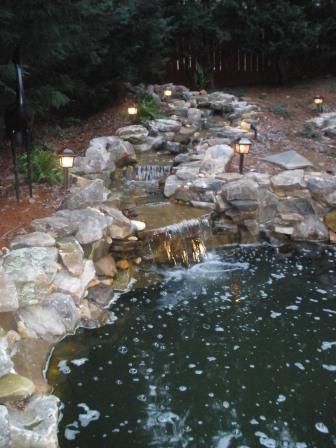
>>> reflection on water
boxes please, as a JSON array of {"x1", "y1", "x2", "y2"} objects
[{"x1": 48, "y1": 247, "x2": 336, "y2": 448}]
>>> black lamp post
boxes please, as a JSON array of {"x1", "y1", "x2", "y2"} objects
[
  {"x1": 235, "y1": 137, "x2": 252, "y2": 174},
  {"x1": 59, "y1": 148, "x2": 75, "y2": 190}
]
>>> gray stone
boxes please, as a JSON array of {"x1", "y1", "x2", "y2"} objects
[
  {"x1": 205, "y1": 92, "x2": 236, "y2": 111},
  {"x1": 72, "y1": 155, "x2": 116, "y2": 175},
  {"x1": 61, "y1": 179, "x2": 110, "y2": 210},
  {"x1": 191, "y1": 178, "x2": 224, "y2": 192},
  {"x1": 147, "y1": 118, "x2": 181, "y2": 134},
  {"x1": 100, "y1": 205, "x2": 135, "y2": 239},
  {"x1": 213, "y1": 126, "x2": 247, "y2": 143},
  {"x1": 271, "y1": 169, "x2": 306, "y2": 195},
  {"x1": 245, "y1": 172, "x2": 271, "y2": 186},
  {"x1": 0, "y1": 338, "x2": 14, "y2": 378},
  {"x1": 0, "y1": 266, "x2": 19, "y2": 312},
  {"x1": 52, "y1": 261, "x2": 95, "y2": 303},
  {"x1": 164, "y1": 175, "x2": 183, "y2": 198},
  {"x1": 200, "y1": 144, "x2": 234, "y2": 175},
  {"x1": 0, "y1": 374, "x2": 35, "y2": 402},
  {"x1": 8, "y1": 395, "x2": 60, "y2": 448},
  {"x1": 277, "y1": 198, "x2": 315, "y2": 216},
  {"x1": 174, "y1": 126, "x2": 197, "y2": 144},
  {"x1": 187, "y1": 108, "x2": 203, "y2": 127},
  {"x1": 134, "y1": 136, "x2": 165, "y2": 152},
  {"x1": 0, "y1": 406, "x2": 10, "y2": 448},
  {"x1": 221, "y1": 178, "x2": 259, "y2": 203},
  {"x1": 94, "y1": 255, "x2": 117, "y2": 277},
  {"x1": 258, "y1": 189, "x2": 279, "y2": 223},
  {"x1": 164, "y1": 141, "x2": 185, "y2": 154},
  {"x1": 115, "y1": 125, "x2": 149, "y2": 144},
  {"x1": 10, "y1": 232, "x2": 56, "y2": 250},
  {"x1": 292, "y1": 216, "x2": 329, "y2": 241},
  {"x1": 3, "y1": 248, "x2": 59, "y2": 306},
  {"x1": 306, "y1": 173, "x2": 336, "y2": 206},
  {"x1": 175, "y1": 166, "x2": 200, "y2": 181},
  {"x1": 57, "y1": 237, "x2": 84, "y2": 276},
  {"x1": 100, "y1": 137, "x2": 137, "y2": 166},
  {"x1": 262, "y1": 150, "x2": 313, "y2": 170},
  {"x1": 17, "y1": 293, "x2": 80, "y2": 340}
]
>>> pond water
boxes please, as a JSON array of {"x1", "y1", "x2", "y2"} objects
[{"x1": 48, "y1": 246, "x2": 336, "y2": 448}]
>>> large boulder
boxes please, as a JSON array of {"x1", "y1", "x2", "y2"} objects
[
  {"x1": 61, "y1": 179, "x2": 110, "y2": 210},
  {"x1": 72, "y1": 156, "x2": 116, "y2": 176},
  {"x1": 115, "y1": 125, "x2": 149, "y2": 144},
  {"x1": 306, "y1": 173, "x2": 336, "y2": 206},
  {"x1": 164, "y1": 175, "x2": 183, "y2": 198},
  {"x1": 187, "y1": 108, "x2": 203, "y2": 127},
  {"x1": 8, "y1": 395, "x2": 60, "y2": 448},
  {"x1": 88, "y1": 135, "x2": 137, "y2": 167},
  {"x1": 199, "y1": 145, "x2": 234, "y2": 175},
  {"x1": 3, "y1": 247, "x2": 59, "y2": 306},
  {"x1": 292, "y1": 216, "x2": 329, "y2": 241},
  {"x1": 17, "y1": 293, "x2": 80, "y2": 341},
  {"x1": 147, "y1": 118, "x2": 181, "y2": 134},
  {"x1": 0, "y1": 266, "x2": 19, "y2": 312},
  {"x1": 221, "y1": 178, "x2": 259, "y2": 203},
  {"x1": 52, "y1": 260, "x2": 95, "y2": 303},
  {"x1": 100, "y1": 205, "x2": 135, "y2": 239}
]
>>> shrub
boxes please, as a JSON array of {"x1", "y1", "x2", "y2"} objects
[
  {"x1": 135, "y1": 91, "x2": 165, "y2": 124},
  {"x1": 270, "y1": 102, "x2": 291, "y2": 118},
  {"x1": 18, "y1": 146, "x2": 63, "y2": 185},
  {"x1": 298, "y1": 124, "x2": 321, "y2": 140}
]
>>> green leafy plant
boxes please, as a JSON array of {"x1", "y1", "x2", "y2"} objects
[
  {"x1": 270, "y1": 102, "x2": 291, "y2": 119},
  {"x1": 298, "y1": 124, "x2": 321, "y2": 140},
  {"x1": 18, "y1": 147, "x2": 63, "y2": 185},
  {"x1": 135, "y1": 91, "x2": 165, "y2": 124}
]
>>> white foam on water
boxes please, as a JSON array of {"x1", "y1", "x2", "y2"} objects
[
  {"x1": 58, "y1": 360, "x2": 71, "y2": 374},
  {"x1": 77, "y1": 403, "x2": 100, "y2": 428},
  {"x1": 71, "y1": 358, "x2": 88, "y2": 367},
  {"x1": 321, "y1": 341, "x2": 336, "y2": 351},
  {"x1": 322, "y1": 364, "x2": 336, "y2": 372},
  {"x1": 315, "y1": 422, "x2": 329, "y2": 433}
]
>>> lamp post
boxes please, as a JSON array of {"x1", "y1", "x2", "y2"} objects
[
  {"x1": 163, "y1": 87, "x2": 172, "y2": 99},
  {"x1": 59, "y1": 148, "x2": 75, "y2": 190},
  {"x1": 127, "y1": 103, "x2": 138, "y2": 117},
  {"x1": 313, "y1": 95, "x2": 324, "y2": 113},
  {"x1": 235, "y1": 137, "x2": 251, "y2": 174}
]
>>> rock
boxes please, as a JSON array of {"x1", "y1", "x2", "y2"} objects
[
  {"x1": 0, "y1": 339, "x2": 14, "y2": 378},
  {"x1": 131, "y1": 220, "x2": 146, "y2": 232},
  {"x1": 0, "y1": 406, "x2": 10, "y2": 448},
  {"x1": 3, "y1": 247, "x2": 59, "y2": 306},
  {"x1": 262, "y1": 150, "x2": 313, "y2": 170},
  {"x1": 0, "y1": 266, "x2": 19, "y2": 312},
  {"x1": 10, "y1": 232, "x2": 56, "y2": 250},
  {"x1": 100, "y1": 205, "x2": 135, "y2": 239},
  {"x1": 277, "y1": 198, "x2": 315, "y2": 217},
  {"x1": 306, "y1": 173, "x2": 336, "y2": 206},
  {"x1": 134, "y1": 136, "x2": 165, "y2": 152},
  {"x1": 116, "y1": 259, "x2": 129, "y2": 270},
  {"x1": 115, "y1": 125, "x2": 149, "y2": 144},
  {"x1": 274, "y1": 225, "x2": 294, "y2": 236},
  {"x1": 147, "y1": 118, "x2": 181, "y2": 134},
  {"x1": 212, "y1": 126, "x2": 247, "y2": 143},
  {"x1": 17, "y1": 293, "x2": 80, "y2": 341},
  {"x1": 191, "y1": 178, "x2": 224, "y2": 192},
  {"x1": 174, "y1": 126, "x2": 197, "y2": 144},
  {"x1": 245, "y1": 172, "x2": 271, "y2": 186},
  {"x1": 176, "y1": 166, "x2": 200, "y2": 181},
  {"x1": 61, "y1": 179, "x2": 110, "y2": 210},
  {"x1": 258, "y1": 189, "x2": 279, "y2": 223},
  {"x1": 202, "y1": 92, "x2": 236, "y2": 111},
  {"x1": 8, "y1": 395, "x2": 60, "y2": 448},
  {"x1": 88, "y1": 136, "x2": 137, "y2": 167},
  {"x1": 82, "y1": 237, "x2": 111, "y2": 262},
  {"x1": 57, "y1": 237, "x2": 84, "y2": 276},
  {"x1": 271, "y1": 169, "x2": 306, "y2": 196},
  {"x1": 187, "y1": 108, "x2": 203, "y2": 127},
  {"x1": 221, "y1": 178, "x2": 259, "y2": 203},
  {"x1": 53, "y1": 260, "x2": 95, "y2": 303},
  {"x1": 164, "y1": 175, "x2": 183, "y2": 198},
  {"x1": 72, "y1": 155, "x2": 116, "y2": 176},
  {"x1": 94, "y1": 255, "x2": 117, "y2": 277},
  {"x1": 292, "y1": 216, "x2": 329, "y2": 241},
  {"x1": 199, "y1": 144, "x2": 234, "y2": 175},
  {"x1": 163, "y1": 141, "x2": 185, "y2": 154},
  {"x1": 324, "y1": 210, "x2": 336, "y2": 232},
  {"x1": 0, "y1": 374, "x2": 35, "y2": 402}
]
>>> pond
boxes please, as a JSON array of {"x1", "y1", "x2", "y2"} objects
[{"x1": 47, "y1": 246, "x2": 336, "y2": 448}]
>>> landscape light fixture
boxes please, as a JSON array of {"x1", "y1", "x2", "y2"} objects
[
  {"x1": 164, "y1": 87, "x2": 172, "y2": 98},
  {"x1": 127, "y1": 103, "x2": 138, "y2": 116},
  {"x1": 235, "y1": 137, "x2": 251, "y2": 174},
  {"x1": 313, "y1": 95, "x2": 324, "y2": 113},
  {"x1": 59, "y1": 148, "x2": 75, "y2": 190}
]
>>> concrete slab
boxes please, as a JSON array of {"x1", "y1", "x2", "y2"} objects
[{"x1": 261, "y1": 150, "x2": 313, "y2": 170}]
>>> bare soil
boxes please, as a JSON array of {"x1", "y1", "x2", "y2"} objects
[{"x1": 1, "y1": 77, "x2": 336, "y2": 248}]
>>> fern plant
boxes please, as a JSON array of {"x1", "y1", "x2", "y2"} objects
[
  {"x1": 18, "y1": 147, "x2": 63, "y2": 185},
  {"x1": 135, "y1": 91, "x2": 165, "y2": 124}
]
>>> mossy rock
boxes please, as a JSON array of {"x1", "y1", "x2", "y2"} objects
[
  {"x1": 0, "y1": 374, "x2": 35, "y2": 403},
  {"x1": 324, "y1": 210, "x2": 336, "y2": 232}
]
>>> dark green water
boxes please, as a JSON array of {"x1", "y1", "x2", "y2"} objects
[{"x1": 48, "y1": 246, "x2": 336, "y2": 448}]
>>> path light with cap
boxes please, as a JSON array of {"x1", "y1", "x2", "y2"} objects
[
  {"x1": 235, "y1": 137, "x2": 251, "y2": 174},
  {"x1": 163, "y1": 87, "x2": 172, "y2": 98},
  {"x1": 313, "y1": 95, "x2": 324, "y2": 113},
  {"x1": 59, "y1": 148, "x2": 75, "y2": 190},
  {"x1": 127, "y1": 103, "x2": 138, "y2": 117}
]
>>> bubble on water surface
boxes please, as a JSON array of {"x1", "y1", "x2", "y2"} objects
[
  {"x1": 322, "y1": 364, "x2": 336, "y2": 372},
  {"x1": 315, "y1": 422, "x2": 329, "y2": 433},
  {"x1": 58, "y1": 360, "x2": 71, "y2": 374},
  {"x1": 77, "y1": 403, "x2": 100, "y2": 428},
  {"x1": 118, "y1": 346, "x2": 128, "y2": 355}
]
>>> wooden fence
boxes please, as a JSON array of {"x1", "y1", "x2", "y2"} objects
[{"x1": 164, "y1": 41, "x2": 335, "y2": 88}]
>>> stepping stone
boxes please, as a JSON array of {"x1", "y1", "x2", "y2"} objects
[{"x1": 261, "y1": 150, "x2": 313, "y2": 170}]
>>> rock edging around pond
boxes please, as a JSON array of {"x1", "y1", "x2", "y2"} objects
[{"x1": 0, "y1": 82, "x2": 336, "y2": 447}]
